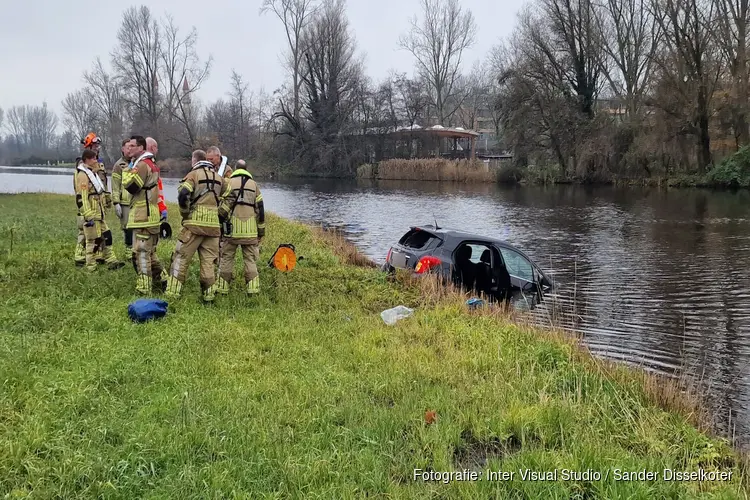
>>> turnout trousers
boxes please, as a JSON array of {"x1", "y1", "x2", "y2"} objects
[
  {"x1": 131, "y1": 228, "x2": 166, "y2": 294},
  {"x1": 82, "y1": 220, "x2": 119, "y2": 271},
  {"x1": 166, "y1": 228, "x2": 219, "y2": 301},
  {"x1": 75, "y1": 215, "x2": 86, "y2": 265},
  {"x1": 119, "y1": 205, "x2": 133, "y2": 248},
  {"x1": 216, "y1": 237, "x2": 260, "y2": 294}
]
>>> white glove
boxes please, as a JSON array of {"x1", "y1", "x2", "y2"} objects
[{"x1": 114, "y1": 204, "x2": 123, "y2": 218}]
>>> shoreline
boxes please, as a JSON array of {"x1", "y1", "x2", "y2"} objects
[
  {"x1": 5, "y1": 164, "x2": 749, "y2": 190},
  {"x1": 0, "y1": 193, "x2": 748, "y2": 497}
]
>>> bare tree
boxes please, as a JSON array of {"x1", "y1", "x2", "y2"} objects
[
  {"x1": 455, "y1": 61, "x2": 491, "y2": 130},
  {"x1": 650, "y1": 0, "x2": 721, "y2": 171},
  {"x1": 713, "y1": 0, "x2": 750, "y2": 146},
  {"x1": 84, "y1": 58, "x2": 126, "y2": 163},
  {"x1": 261, "y1": 0, "x2": 318, "y2": 123},
  {"x1": 61, "y1": 89, "x2": 99, "y2": 143},
  {"x1": 255, "y1": 87, "x2": 275, "y2": 138},
  {"x1": 0, "y1": 107, "x2": 4, "y2": 133},
  {"x1": 5, "y1": 106, "x2": 26, "y2": 151},
  {"x1": 204, "y1": 99, "x2": 232, "y2": 147},
  {"x1": 161, "y1": 15, "x2": 212, "y2": 149},
  {"x1": 399, "y1": 0, "x2": 477, "y2": 125},
  {"x1": 112, "y1": 5, "x2": 161, "y2": 135},
  {"x1": 393, "y1": 73, "x2": 430, "y2": 127},
  {"x1": 597, "y1": 0, "x2": 661, "y2": 117},
  {"x1": 493, "y1": 16, "x2": 582, "y2": 173},
  {"x1": 532, "y1": 0, "x2": 604, "y2": 117},
  {"x1": 5, "y1": 104, "x2": 58, "y2": 155},
  {"x1": 275, "y1": 0, "x2": 363, "y2": 172},
  {"x1": 375, "y1": 74, "x2": 399, "y2": 129},
  {"x1": 228, "y1": 70, "x2": 254, "y2": 156}
]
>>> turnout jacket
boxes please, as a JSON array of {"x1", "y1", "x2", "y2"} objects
[
  {"x1": 178, "y1": 161, "x2": 231, "y2": 237},
  {"x1": 74, "y1": 157, "x2": 110, "y2": 213},
  {"x1": 218, "y1": 169, "x2": 265, "y2": 241},
  {"x1": 75, "y1": 163, "x2": 107, "y2": 223},
  {"x1": 122, "y1": 152, "x2": 161, "y2": 230},
  {"x1": 111, "y1": 156, "x2": 131, "y2": 205}
]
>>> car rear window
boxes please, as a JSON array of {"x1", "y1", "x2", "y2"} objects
[{"x1": 399, "y1": 229, "x2": 438, "y2": 249}]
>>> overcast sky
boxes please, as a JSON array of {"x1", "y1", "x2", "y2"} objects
[{"x1": 1, "y1": 0, "x2": 525, "y2": 118}]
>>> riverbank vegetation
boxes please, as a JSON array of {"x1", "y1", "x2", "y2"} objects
[
  {"x1": 0, "y1": 193, "x2": 748, "y2": 497},
  {"x1": 357, "y1": 159, "x2": 496, "y2": 183}
]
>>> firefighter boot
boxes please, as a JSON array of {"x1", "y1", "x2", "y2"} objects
[
  {"x1": 246, "y1": 276, "x2": 260, "y2": 295},
  {"x1": 153, "y1": 269, "x2": 168, "y2": 293},
  {"x1": 136, "y1": 274, "x2": 153, "y2": 295},
  {"x1": 165, "y1": 276, "x2": 183, "y2": 299},
  {"x1": 202, "y1": 283, "x2": 216, "y2": 303},
  {"x1": 215, "y1": 277, "x2": 230, "y2": 295},
  {"x1": 101, "y1": 244, "x2": 124, "y2": 270}
]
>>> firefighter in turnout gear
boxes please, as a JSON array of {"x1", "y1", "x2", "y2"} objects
[
  {"x1": 74, "y1": 133, "x2": 110, "y2": 265},
  {"x1": 166, "y1": 149, "x2": 230, "y2": 302},
  {"x1": 207, "y1": 146, "x2": 232, "y2": 179},
  {"x1": 123, "y1": 135, "x2": 168, "y2": 295},
  {"x1": 111, "y1": 138, "x2": 133, "y2": 248},
  {"x1": 216, "y1": 160, "x2": 265, "y2": 295},
  {"x1": 75, "y1": 149, "x2": 124, "y2": 271}
]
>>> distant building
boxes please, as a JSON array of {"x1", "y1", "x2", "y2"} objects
[
  {"x1": 182, "y1": 77, "x2": 191, "y2": 105},
  {"x1": 473, "y1": 107, "x2": 500, "y2": 153}
]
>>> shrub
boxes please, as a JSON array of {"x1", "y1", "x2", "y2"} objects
[{"x1": 705, "y1": 146, "x2": 750, "y2": 188}]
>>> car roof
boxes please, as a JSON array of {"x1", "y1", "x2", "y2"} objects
[{"x1": 412, "y1": 224, "x2": 525, "y2": 252}]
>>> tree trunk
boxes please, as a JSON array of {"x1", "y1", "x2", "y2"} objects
[
  {"x1": 737, "y1": 19, "x2": 749, "y2": 146},
  {"x1": 698, "y1": 114, "x2": 712, "y2": 174},
  {"x1": 293, "y1": 71, "x2": 300, "y2": 123},
  {"x1": 696, "y1": 86, "x2": 711, "y2": 173}
]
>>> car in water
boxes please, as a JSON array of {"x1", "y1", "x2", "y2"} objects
[{"x1": 383, "y1": 225, "x2": 554, "y2": 303}]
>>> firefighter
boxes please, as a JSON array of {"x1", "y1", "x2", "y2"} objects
[
  {"x1": 206, "y1": 146, "x2": 232, "y2": 178},
  {"x1": 74, "y1": 133, "x2": 110, "y2": 265},
  {"x1": 123, "y1": 135, "x2": 168, "y2": 294},
  {"x1": 75, "y1": 149, "x2": 124, "y2": 271},
  {"x1": 216, "y1": 160, "x2": 265, "y2": 295},
  {"x1": 111, "y1": 138, "x2": 133, "y2": 248},
  {"x1": 166, "y1": 149, "x2": 230, "y2": 302}
]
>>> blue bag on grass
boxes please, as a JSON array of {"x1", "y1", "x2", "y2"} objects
[{"x1": 128, "y1": 299, "x2": 168, "y2": 323}]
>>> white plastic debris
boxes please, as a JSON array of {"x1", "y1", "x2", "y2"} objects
[{"x1": 380, "y1": 305, "x2": 414, "y2": 326}]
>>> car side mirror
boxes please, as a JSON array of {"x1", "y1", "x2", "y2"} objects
[{"x1": 522, "y1": 282, "x2": 536, "y2": 293}]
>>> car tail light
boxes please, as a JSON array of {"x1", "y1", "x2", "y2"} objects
[
  {"x1": 386, "y1": 247, "x2": 392, "y2": 262},
  {"x1": 415, "y1": 256, "x2": 441, "y2": 274}
]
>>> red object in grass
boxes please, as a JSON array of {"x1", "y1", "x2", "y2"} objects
[{"x1": 425, "y1": 410, "x2": 438, "y2": 425}]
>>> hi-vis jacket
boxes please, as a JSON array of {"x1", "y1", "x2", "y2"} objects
[
  {"x1": 111, "y1": 156, "x2": 131, "y2": 205},
  {"x1": 218, "y1": 169, "x2": 265, "y2": 241},
  {"x1": 122, "y1": 152, "x2": 161, "y2": 230},
  {"x1": 178, "y1": 161, "x2": 230, "y2": 237},
  {"x1": 75, "y1": 164, "x2": 107, "y2": 222}
]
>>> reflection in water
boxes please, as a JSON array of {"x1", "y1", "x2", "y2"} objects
[{"x1": 2, "y1": 168, "x2": 750, "y2": 447}]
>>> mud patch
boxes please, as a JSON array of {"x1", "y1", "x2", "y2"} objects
[{"x1": 452, "y1": 429, "x2": 522, "y2": 470}]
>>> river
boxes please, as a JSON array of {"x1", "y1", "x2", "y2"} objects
[{"x1": 2, "y1": 165, "x2": 750, "y2": 448}]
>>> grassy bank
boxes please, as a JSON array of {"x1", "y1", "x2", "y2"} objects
[{"x1": 0, "y1": 194, "x2": 747, "y2": 498}]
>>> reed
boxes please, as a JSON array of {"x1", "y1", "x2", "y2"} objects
[{"x1": 373, "y1": 158, "x2": 496, "y2": 182}]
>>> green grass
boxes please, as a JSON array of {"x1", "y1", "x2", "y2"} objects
[{"x1": 0, "y1": 193, "x2": 747, "y2": 499}]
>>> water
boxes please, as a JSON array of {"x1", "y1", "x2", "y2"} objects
[{"x1": 2, "y1": 166, "x2": 750, "y2": 446}]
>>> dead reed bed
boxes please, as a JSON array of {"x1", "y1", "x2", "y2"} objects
[{"x1": 373, "y1": 158, "x2": 496, "y2": 182}]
